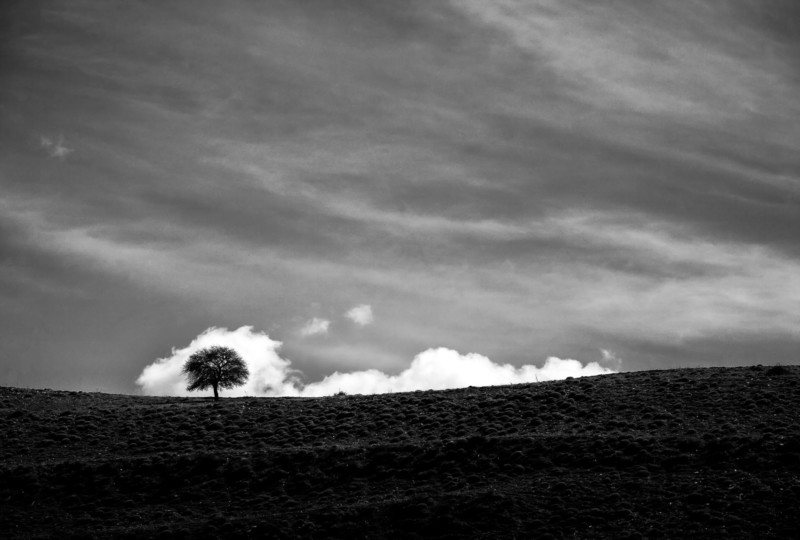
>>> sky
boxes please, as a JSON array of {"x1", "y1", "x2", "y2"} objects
[{"x1": 1, "y1": 0, "x2": 799, "y2": 395}]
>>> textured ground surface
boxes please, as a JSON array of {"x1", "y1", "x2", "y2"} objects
[{"x1": 2, "y1": 365, "x2": 799, "y2": 538}]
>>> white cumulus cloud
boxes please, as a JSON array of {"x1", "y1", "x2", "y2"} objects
[
  {"x1": 345, "y1": 304, "x2": 374, "y2": 326},
  {"x1": 299, "y1": 348, "x2": 615, "y2": 397},
  {"x1": 135, "y1": 326, "x2": 302, "y2": 397},
  {"x1": 136, "y1": 326, "x2": 618, "y2": 398},
  {"x1": 300, "y1": 317, "x2": 331, "y2": 336}
]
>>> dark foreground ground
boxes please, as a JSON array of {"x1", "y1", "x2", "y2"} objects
[{"x1": 2, "y1": 365, "x2": 799, "y2": 538}]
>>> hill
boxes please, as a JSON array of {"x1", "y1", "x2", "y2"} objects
[{"x1": 2, "y1": 365, "x2": 799, "y2": 538}]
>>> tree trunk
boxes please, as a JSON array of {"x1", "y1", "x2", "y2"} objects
[{"x1": 213, "y1": 384, "x2": 219, "y2": 401}]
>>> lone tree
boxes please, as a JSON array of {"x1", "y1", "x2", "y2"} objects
[{"x1": 183, "y1": 346, "x2": 249, "y2": 400}]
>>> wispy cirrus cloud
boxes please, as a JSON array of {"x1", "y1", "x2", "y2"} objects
[
  {"x1": 1, "y1": 0, "x2": 799, "y2": 393},
  {"x1": 4, "y1": 191, "x2": 799, "y2": 350},
  {"x1": 453, "y1": 0, "x2": 798, "y2": 121}
]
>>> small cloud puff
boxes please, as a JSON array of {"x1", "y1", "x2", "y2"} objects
[
  {"x1": 40, "y1": 134, "x2": 73, "y2": 159},
  {"x1": 136, "y1": 326, "x2": 618, "y2": 398},
  {"x1": 600, "y1": 349, "x2": 623, "y2": 371},
  {"x1": 345, "y1": 304, "x2": 374, "y2": 326},
  {"x1": 300, "y1": 317, "x2": 331, "y2": 336}
]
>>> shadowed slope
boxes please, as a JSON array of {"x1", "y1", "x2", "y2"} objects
[{"x1": 2, "y1": 366, "x2": 799, "y2": 538}]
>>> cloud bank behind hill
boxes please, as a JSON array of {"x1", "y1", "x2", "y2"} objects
[{"x1": 136, "y1": 327, "x2": 617, "y2": 398}]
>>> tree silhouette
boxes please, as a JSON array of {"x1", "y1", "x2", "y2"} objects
[{"x1": 183, "y1": 346, "x2": 249, "y2": 400}]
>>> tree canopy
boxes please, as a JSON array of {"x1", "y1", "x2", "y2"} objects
[{"x1": 182, "y1": 346, "x2": 249, "y2": 400}]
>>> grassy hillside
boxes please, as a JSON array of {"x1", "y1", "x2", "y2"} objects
[{"x1": 2, "y1": 365, "x2": 799, "y2": 538}]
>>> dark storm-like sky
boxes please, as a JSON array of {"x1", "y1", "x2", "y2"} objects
[{"x1": 1, "y1": 0, "x2": 799, "y2": 393}]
